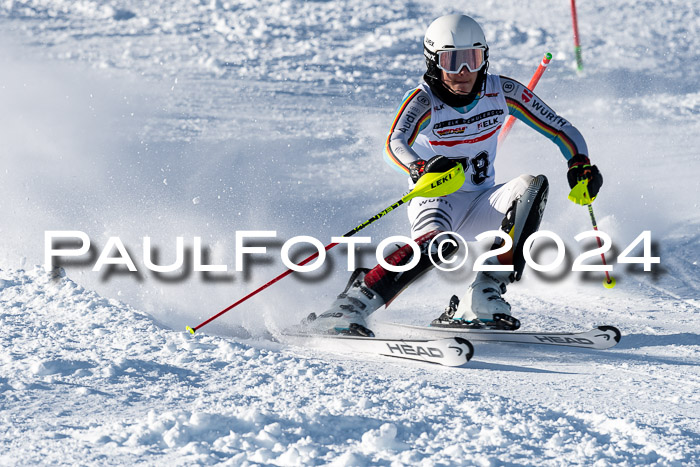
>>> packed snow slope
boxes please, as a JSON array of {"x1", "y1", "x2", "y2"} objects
[
  {"x1": 1, "y1": 0, "x2": 699, "y2": 465},
  {"x1": 1, "y1": 266, "x2": 698, "y2": 465}
]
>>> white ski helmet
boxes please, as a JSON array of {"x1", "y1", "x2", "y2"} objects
[
  {"x1": 423, "y1": 14, "x2": 490, "y2": 106},
  {"x1": 424, "y1": 14, "x2": 489, "y2": 78}
]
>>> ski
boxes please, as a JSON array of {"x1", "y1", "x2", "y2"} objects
[
  {"x1": 370, "y1": 323, "x2": 621, "y2": 350},
  {"x1": 282, "y1": 333, "x2": 474, "y2": 367}
]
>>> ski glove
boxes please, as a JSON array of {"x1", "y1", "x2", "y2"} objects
[
  {"x1": 409, "y1": 155, "x2": 458, "y2": 184},
  {"x1": 567, "y1": 154, "x2": 603, "y2": 198}
]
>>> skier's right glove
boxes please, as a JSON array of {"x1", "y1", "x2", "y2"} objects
[
  {"x1": 567, "y1": 154, "x2": 603, "y2": 198},
  {"x1": 409, "y1": 155, "x2": 458, "y2": 184}
]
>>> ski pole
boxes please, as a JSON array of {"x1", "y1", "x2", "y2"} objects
[
  {"x1": 186, "y1": 163, "x2": 466, "y2": 334},
  {"x1": 498, "y1": 52, "x2": 552, "y2": 144},
  {"x1": 570, "y1": 0, "x2": 584, "y2": 71},
  {"x1": 586, "y1": 203, "x2": 615, "y2": 288},
  {"x1": 568, "y1": 180, "x2": 615, "y2": 288}
]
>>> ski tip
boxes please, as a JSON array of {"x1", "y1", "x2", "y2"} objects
[
  {"x1": 597, "y1": 325, "x2": 621, "y2": 344},
  {"x1": 453, "y1": 337, "x2": 475, "y2": 362},
  {"x1": 186, "y1": 326, "x2": 196, "y2": 335}
]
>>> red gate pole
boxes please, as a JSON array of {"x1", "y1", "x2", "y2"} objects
[
  {"x1": 571, "y1": 0, "x2": 584, "y2": 71},
  {"x1": 498, "y1": 52, "x2": 552, "y2": 144}
]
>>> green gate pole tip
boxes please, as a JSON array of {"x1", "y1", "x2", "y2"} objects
[
  {"x1": 186, "y1": 326, "x2": 196, "y2": 335},
  {"x1": 574, "y1": 46, "x2": 583, "y2": 71},
  {"x1": 545, "y1": 52, "x2": 553, "y2": 60}
]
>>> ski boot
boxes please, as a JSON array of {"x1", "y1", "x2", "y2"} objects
[
  {"x1": 430, "y1": 174, "x2": 549, "y2": 331},
  {"x1": 431, "y1": 270, "x2": 520, "y2": 330},
  {"x1": 301, "y1": 269, "x2": 384, "y2": 337}
]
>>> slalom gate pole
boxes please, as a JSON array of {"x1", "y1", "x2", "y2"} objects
[
  {"x1": 570, "y1": 0, "x2": 584, "y2": 71},
  {"x1": 498, "y1": 52, "x2": 552, "y2": 144},
  {"x1": 186, "y1": 164, "x2": 466, "y2": 335}
]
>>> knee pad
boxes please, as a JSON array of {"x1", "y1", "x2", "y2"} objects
[{"x1": 496, "y1": 174, "x2": 549, "y2": 281}]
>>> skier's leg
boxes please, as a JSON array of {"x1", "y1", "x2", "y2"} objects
[
  {"x1": 304, "y1": 229, "x2": 458, "y2": 336},
  {"x1": 438, "y1": 174, "x2": 549, "y2": 329}
]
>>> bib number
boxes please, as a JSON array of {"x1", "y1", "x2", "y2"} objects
[{"x1": 470, "y1": 151, "x2": 490, "y2": 185}]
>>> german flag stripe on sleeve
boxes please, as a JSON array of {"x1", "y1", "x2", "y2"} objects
[
  {"x1": 407, "y1": 110, "x2": 431, "y2": 146},
  {"x1": 384, "y1": 89, "x2": 426, "y2": 173},
  {"x1": 506, "y1": 97, "x2": 578, "y2": 158}
]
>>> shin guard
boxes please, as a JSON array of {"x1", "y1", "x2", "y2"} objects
[
  {"x1": 364, "y1": 229, "x2": 458, "y2": 306},
  {"x1": 495, "y1": 174, "x2": 549, "y2": 281}
]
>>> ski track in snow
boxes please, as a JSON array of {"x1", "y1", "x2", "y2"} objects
[
  {"x1": 1, "y1": 0, "x2": 699, "y2": 464},
  {"x1": 1, "y1": 267, "x2": 697, "y2": 465}
]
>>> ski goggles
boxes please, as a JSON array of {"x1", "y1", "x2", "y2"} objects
[{"x1": 436, "y1": 48, "x2": 487, "y2": 74}]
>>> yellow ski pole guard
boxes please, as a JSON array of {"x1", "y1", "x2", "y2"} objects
[
  {"x1": 568, "y1": 179, "x2": 596, "y2": 205},
  {"x1": 404, "y1": 163, "x2": 465, "y2": 203}
]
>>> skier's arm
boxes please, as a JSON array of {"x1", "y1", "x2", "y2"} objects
[
  {"x1": 500, "y1": 76, "x2": 588, "y2": 161},
  {"x1": 384, "y1": 88, "x2": 433, "y2": 174}
]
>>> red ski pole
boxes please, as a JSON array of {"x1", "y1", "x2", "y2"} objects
[
  {"x1": 186, "y1": 163, "x2": 466, "y2": 335},
  {"x1": 498, "y1": 52, "x2": 552, "y2": 144},
  {"x1": 587, "y1": 204, "x2": 616, "y2": 288},
  {"x1": 571, "y1": 0, "x2": 584, "y2": 71},
  {"x1": 569, "y1": 181, "x2": 616, "y2": 289}
]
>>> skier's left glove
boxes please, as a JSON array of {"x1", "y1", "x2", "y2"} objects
[{"x1": 567, "y1": 154, "x2": 603, "y2": 198}]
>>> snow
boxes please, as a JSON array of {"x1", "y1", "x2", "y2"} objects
[{"x1": 1, "y1": 0, "x2": 699, "y2": 464}]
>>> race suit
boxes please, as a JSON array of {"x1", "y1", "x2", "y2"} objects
[{"x1": 383, "y1": 74, "x2": 588, "y2": 239}]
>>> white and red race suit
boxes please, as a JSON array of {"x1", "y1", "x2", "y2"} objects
[{"x1": 383, "y1": 74, "x2": 588, "y2": 239}]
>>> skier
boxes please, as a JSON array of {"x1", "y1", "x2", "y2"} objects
[{"x1": 305, "y1": 13, "x2": 602, "y2": 336}]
